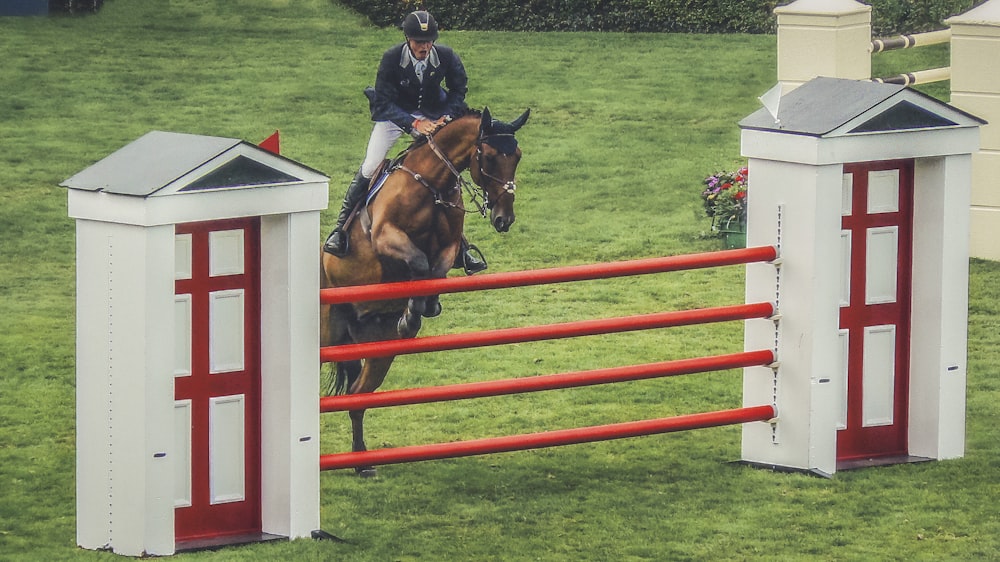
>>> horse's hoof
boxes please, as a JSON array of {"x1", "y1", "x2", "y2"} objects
[
  {"x1": 397, "y1": 316, "x2": 420, "y2": 338},
  {"x1": 422, "y1": 301, "x2": 442, "y2": 318},
  {"x1": 355, "y1": 467, "x2": 378, "y2": 478}
]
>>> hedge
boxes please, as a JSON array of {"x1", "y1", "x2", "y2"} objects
[{"x1": 338, "y1": 0, "x2": 982, "y2": 35}]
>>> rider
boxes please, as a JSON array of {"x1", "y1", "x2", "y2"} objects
[{"x1": 323, "y1": 10, "x2": 487, "y2": 274}]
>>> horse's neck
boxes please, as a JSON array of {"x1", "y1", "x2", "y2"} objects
[{"x1": 421, "y1": 117, "x2": 478, "y2": 173}]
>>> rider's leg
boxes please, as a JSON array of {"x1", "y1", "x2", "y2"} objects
[
  {"x1": 323, "y1": 121, "x2": 404, "y2": 257},
  {"x1": 323, "y1": 169, "x2": 371, "y2": 256}
]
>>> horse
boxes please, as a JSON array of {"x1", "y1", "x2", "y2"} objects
[{"x1": 320, "y1": 106, "x2": 530, "y2": 476}]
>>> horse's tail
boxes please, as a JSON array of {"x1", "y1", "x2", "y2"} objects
[
  {"x1": 333, "y1": 363, "x2": 350, "y2": 395},
  {"x1": 329, "y1": 361, "x2": 362, "y2": 396}
]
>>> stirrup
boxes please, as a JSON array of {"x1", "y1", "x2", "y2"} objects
[{"x1": 462, "y1": 244, "x2": 488, "y2": 275}]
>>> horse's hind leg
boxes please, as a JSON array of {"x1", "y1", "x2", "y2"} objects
[
  {"x1": 347, "y1": 409, "x2": 376, "y2": 477},
  {"x1": 347, "y1": 355, "x2": 395, "y2": 477}
]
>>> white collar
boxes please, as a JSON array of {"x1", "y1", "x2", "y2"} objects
[{"x1": 400, "y1": 44, "x2": 439, "y2": 69}]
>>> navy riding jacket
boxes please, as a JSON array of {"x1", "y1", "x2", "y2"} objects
[{"x1": 368, "y1": 43, "x2": 469, "y2": 132}]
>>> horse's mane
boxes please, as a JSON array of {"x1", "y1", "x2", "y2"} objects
[{"x1": 450, "y1": 106, "x2": 482, "y2": 121}]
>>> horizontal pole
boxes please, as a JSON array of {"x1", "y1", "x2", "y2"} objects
[
  {"x1": 872, "y1": 66, "x2": 951, "y2": 86},
  {"x1": 319, "y1": 405, "x2": 776, "y2": 471},
  {"x1": 320, "y1": 302, "x2": 775, "y2": 362},
  {"x1": 320, "y1": 246, "x2": 778, "y2": 305},
  {"x1": 870, "y1": 29, "x2": 950, "y2": 52},
  {"x1": 321, "y1": 349, "x2": 775, "y2": 412}
]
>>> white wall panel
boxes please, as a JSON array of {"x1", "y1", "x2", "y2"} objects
[
  {"x1": 867, "y1": 169, "x2": 900, "y2": 213},
  {"x1": 837, "y1": 329, "x2": 849, "y2": 430},
  {"x1": 209, "y1": 229, "x2": 244, "y2": 277},
  {"x1": 866, "y1": 226, "x2": 898, "y2": 304},
  {"x1": 174, "y1": 295, "x2": 192, "y2": 377},
  {"x1": 175, "y1": 233, "x2": 192, "y2": 280},
  {"x1": 840, "y1": 231, "x2": 852, "y2": 306},
  {"x1": 209, "y1": 394, "x2": 246, "y2": 504},
  {"x1": 174, "y1": 400, "x2": 192, "y2": 508},
  {"x1": 863, "y1": 325, "x2": 897, "y2": 427},
  {"x1": 209, "y1": 289, "x2": 244, "y2": 373},
  {"x1": 842, "y1": 173, "x2": 853, "y2": 216}
]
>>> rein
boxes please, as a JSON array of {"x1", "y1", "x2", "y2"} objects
[{"x1": 396, "y1": 162, "x2": 465, "y2": 211}]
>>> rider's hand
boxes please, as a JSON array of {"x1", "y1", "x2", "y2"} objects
[{"x1": 411, "y1": 117, "x2": 446, "y2": 136}]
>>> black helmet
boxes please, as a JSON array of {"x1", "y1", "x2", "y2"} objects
[{"x1": 402, "y1": 11, "x2": 438, "y2": 42}]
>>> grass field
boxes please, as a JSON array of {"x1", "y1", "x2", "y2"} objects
[{"x1": 1, "y1": 1, "x2": 998, "y2": 560}]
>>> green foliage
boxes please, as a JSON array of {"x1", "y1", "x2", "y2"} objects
[
  {"x1": 339, "y1": 0, "x2": 981, "y2": 34},
  {"x1": 1, "y1": 1, "x2": 998, "y2": 561},
  {"x1": 340, "y1": 0, "x2": 782, "y2": 33},
  {"x1": 870, "y1": 0, "x2": 980, "y2": 35}
]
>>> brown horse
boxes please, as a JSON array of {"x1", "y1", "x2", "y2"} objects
[{"x1": 321, "y1": 107, "x2": 529, "y2": 475}]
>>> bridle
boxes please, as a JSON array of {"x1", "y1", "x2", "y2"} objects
[
  {"x1": 472, "y1": 134, "x2": 519, "y2": 198},
  {"x1": 397, "y1": 126, "x2": 518, "y2": 218}
]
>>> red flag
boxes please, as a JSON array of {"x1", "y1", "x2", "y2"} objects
[{"x1": 259, "y1": 130, "x2": 280, "y2": 154}]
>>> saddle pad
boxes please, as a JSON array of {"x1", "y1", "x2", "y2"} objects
[{"x1": 365, "y1": 167, "x2": 391, "y2": 206}]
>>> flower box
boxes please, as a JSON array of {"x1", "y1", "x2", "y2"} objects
[{"x1": 701, "y1": 166, "x2": 747, "y2": 249}]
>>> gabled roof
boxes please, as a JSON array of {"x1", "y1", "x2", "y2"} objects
[
  {"x1": 739, "y1": 77, "x2": 986, "y2": 138},
  {"x1": 60, "y1": 130, "x2": 327, "y2": 197}
]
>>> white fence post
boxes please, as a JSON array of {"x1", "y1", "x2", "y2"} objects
[
  {"x1": 948, "y1": 1, "x2": 1000, "y2": 261},
  {"x1": 775, "y1": 0, "x2": 872, "y2": 92}
]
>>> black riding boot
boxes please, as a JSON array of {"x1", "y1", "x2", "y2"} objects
[
  {"x1": 454, "y1": 237, "x2": 488, "y2": 275},
  {"x1": 323, "y1": 169, "x2": 372, "y2": 257}
]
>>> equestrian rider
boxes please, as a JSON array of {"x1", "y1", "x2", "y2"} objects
[{"x1": 323, "y1": 10, "x2": 487, "y2": 274}]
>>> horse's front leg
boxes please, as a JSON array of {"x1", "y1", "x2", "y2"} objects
[
  {"x1": 399, "y1": 243, "x2": 456, "y2": 332},
  {"x1": 419, "y1": 242, "x2": 459, "y2": 320},
  {"x1": 422, "y1": 295, "x2": 442, "y2": 318},
  {"x1": 347, "y1": 355, "x2": 395, "y2": 477},
  {"x1": 398, "y1": 297, "x2": 427, "y2": 338},
  {"x1": 370, "y1": 227, "x2": 434, "y2": 338}
]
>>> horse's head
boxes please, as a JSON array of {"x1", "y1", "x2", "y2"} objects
[{"x1": 470, "y1": 106, "x2": 530, "y2": 233}]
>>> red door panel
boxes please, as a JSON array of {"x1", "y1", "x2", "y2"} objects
[
  {"x1": 174, "y1": 218, "x2": 261, "y2": 541},
  {"x1": 837, "y1": 161, "x2": 913, "y2": 461}
]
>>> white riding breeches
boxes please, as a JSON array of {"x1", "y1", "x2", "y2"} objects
[{"x1": 360, "y1": 113, "x2": 424, "y2": 179}]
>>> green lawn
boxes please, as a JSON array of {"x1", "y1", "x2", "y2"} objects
[{"x1": 1, "y1": 1, "x2": 997, "y2": 560}]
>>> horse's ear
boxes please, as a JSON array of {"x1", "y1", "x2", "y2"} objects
[
  {"x1": 510, "y1": 108, "x2": 531, "y2": 132},
  {"x1": 480, "y1": 106, "x2": 493, "y2": 135}
]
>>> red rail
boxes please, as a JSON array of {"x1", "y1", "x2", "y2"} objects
[
  {"x1": 321, "y1": 302, "x2": 774, "y2": 362},
  {"x1": 320, "y1": 245, "x2": 777, "y2": 305},
  {"x1": 318, "y1": 247, "x2": 781, "y2": 471},
  {"x1": 320, "y1": 349, "x2": 774, "y2": 412},
  {"x1": 319, "y1": 405, "x2": 776, "y2": 471}
]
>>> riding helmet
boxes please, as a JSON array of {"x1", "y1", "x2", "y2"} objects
[{"x1": 402, "y1": 11, "x2": 439, "y2": 42}]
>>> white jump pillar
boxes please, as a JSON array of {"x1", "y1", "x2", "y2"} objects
[
  {"x1": 775, "y1": 0, "x2": 872, "y2": 92},
  {"x1": 948, "y1": 1, "x2": 1000, "y2": 261},
  {"x1": 740, "y1": 78, "x2": 980, "y2": 475},
  {"x1": 65, "y1": 131, "x2": 328, "y2": 555}
]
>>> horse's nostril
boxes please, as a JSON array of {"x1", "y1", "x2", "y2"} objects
[{"x1": 494, "y1": 216, "x2": 514, "y2": 232}]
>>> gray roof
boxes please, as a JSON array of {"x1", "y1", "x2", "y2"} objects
[
  {"x1": 60, "y1": 130, "x2": 326, "y2": 196},
  {"x1": 740, "y1": 77, "x2": 985, "y2": 137}
]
